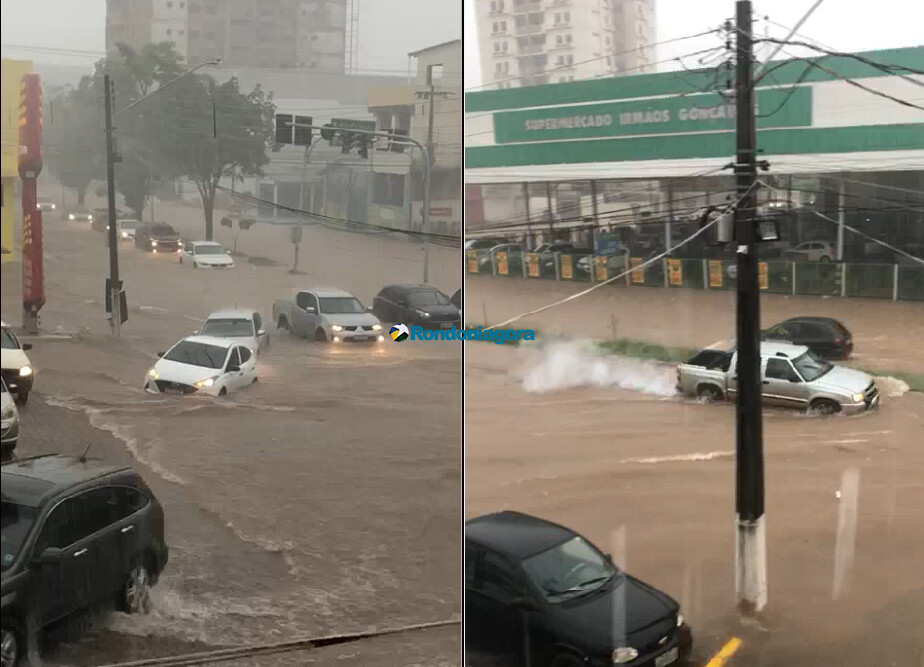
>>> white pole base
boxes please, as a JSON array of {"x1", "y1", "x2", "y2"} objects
[{"x1": 735, "y1": 513, "x2": 768, "y2": 613}]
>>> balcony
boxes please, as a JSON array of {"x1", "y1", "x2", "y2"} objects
[{"x1": 515, "y1": 23, "x2": 544, "y2": 35}]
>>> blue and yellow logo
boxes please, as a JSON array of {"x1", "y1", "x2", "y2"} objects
[{"x1": 389, "y1": 324, "x2": 410, "y2": 341}]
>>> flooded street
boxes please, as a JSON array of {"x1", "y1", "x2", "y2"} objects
[{"x1": 2, "y1": 203, "x2": 461, "y2": 665}]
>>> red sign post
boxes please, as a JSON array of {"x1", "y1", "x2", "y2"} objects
[{"x1": 19, "y1": 73, "x2": 44, "y2": 333}]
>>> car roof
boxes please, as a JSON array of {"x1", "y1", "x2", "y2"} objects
[
  {"x1": 384, "y1": 284, "x2": 439, "y2": 292},
  {"x1": 179, "y1": 335, "x2": 236, "y2": 348},
  {"x1": 783, "y1": 316, "x2": 843, "y2": 327},
  {"x1": 206, "y1": 309, "x2": 255, "y2": 320},
  {"x1": 466, "y1": 511, "x2": 576, "y2": 561},
  {"x1": 2, "y1": 455, "x2": 131, "y2": 507},
  {"x1": 760, "y1": 341, "x2": 809, "y2": 358},
  {"x1": 297, "y1": 287, "x2": 355, "y2": 297}
]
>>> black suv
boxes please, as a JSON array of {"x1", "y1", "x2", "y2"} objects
[
  {"x1": 466, "y1": 511, "x2": 692, "y2": 667},
  {"x1": 135, "y1": 222, "x2": 182, "y2": 254},
  {"x1": 1, "y1": 455, "x2": 169, "y2": 666},
  {"x1": 761, "y1": 316, "x2": 853, "y2": 359},
  {"x1": 372, "y1": 284, "x2": 461, "y2": 328}
]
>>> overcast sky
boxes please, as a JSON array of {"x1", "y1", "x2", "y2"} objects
[
  {"x1": 464, "y1": 0, "x2": 924, "y2": 90},
  {"x1": 0, "y1": 0, "x2": 461, "y2": 75}
]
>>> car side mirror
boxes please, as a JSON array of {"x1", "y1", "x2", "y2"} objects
[
  {"x1": 227, "y1": 365, "x2": 241, "y2": 373},
  {"x1": 257, "y1": 329, "x2": 266, "y2": 336},
  {"x1": 605, "y1": 552, "x2": 614, "y2": 562},
  {"x1": 305, "y1": 306, "x2": 316, "y2": 314},
  {"x1": 192, "y1": 329, "x2": 200, "y2": 335},
  {"x1": 32, "y1": 547, "x2": 62, "y2": 566},
  {"x1": 366, "y1": 306, "x2": 374, "y2": 313},
  {"x1": 156, "y1": 351, "x2": 165, "y2": 358},
  {"x1": 22, "y1": 343, "x2": 33, "y2": 351}
]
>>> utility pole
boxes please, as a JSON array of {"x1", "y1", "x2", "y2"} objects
[
  {"x1": 104, "y1": 74, "x2": 123, "y2": 337},
  {"x1": 422, "y1": 64, "x2": 440, "y2": 285},
  {"x1": 733, "y1": 0, "x2": 767, "y2": 614}
]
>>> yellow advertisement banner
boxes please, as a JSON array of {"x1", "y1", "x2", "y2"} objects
[
  {"x1": 526, "y1": 253, "x2": 540, "y2": 277},
  {"x1": 595, "y1": 256, "x2": 608, "y2": 282},
  {"x1": 466, "y1": 250, "x2": 478, "y2": 273},
  {"x1": 630, "y1": 258, "x2": 645, "y2": 284},
  {"x1": 667, "y1": 258, "x2": 683, "y2": 286},
  {"x1": 759, "y1": 261, "x2": 768, "y2": 290},
  {"x1": 496, "y1": 251, "x2": 508, "y2": 276},
  {"x1": 708, "y1": 260, "x2": 724, "y2": 288},
  {"x1": 560, "y1": 254, "x2": 573, "y2": 280}
]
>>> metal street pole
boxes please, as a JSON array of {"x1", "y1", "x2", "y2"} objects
[
  {"x1": 287, "y1": 122, "x2": 432, "y2": 283},
  {"x1": 733, "y1": 0, "x2": 767, "y2": 615},
  {"x1": 422, "y1": 65, "x2": 439, "y2": 285},
  {"x1": 104, "y1": 74, "x2": 122, "y2": 337}
]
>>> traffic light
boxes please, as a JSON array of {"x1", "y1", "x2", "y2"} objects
[
  {"x1": 320, "y1": 124, "x2": 335, "y2": 141},
  {"x1": 340, "y1": 131, "x2": 354, "y2": 154},
  {"x1": 275, "y1": 114, "x2": 293, "y2": 145},
  {"x1": 293, "y1": 115, "x2": 312, "y2": 146}
]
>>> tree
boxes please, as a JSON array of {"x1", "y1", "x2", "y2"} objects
[
  {"x1": 44, "y1": 80, "x2": 104, "y2": 205},
  {"x1": 160, "y1": 75, "x2": 274, "y2": 240},
  {"x1": 220, "y1": 216, "x2": 255, "y2": 254}
]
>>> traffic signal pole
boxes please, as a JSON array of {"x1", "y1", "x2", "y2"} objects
[
  {"x1": 288, "y1": 122, "x2": 433, "y2": 284},
  {"x1": 733, "y1": 0, "x2": 767, "y2": 614}
]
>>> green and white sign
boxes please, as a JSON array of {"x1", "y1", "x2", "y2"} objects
[{"x1": 493, "y1": 87, "x2": 812, "y2": 144}]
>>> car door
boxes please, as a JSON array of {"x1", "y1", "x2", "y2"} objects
[
  {"x1": 469, "y1": 548, "x2": 529, "y2": 665},
  {"x1": 29, "y1": 497, "x2": 88, "y2": 626},
  {"x1": 763, "y1": 357, "x2": 808, "y2": 408},
  {"x1": 237, "y1": 346, "x2": 257, "y2": 385},
  {"x1": 224, "y1": 347, "x2": 245, "y2": 391},
  {"x1": 293, "y1": 292, "x2": 318, "y2": 337},
  {"x1": 110, "y1": 484, "x2": 153, "y2": 583},
  {"x1": 800, "y1": 322, "x2": 833, "y2": 357},
  {"x1": 182, "y1": 244, "x2": 195, "y2": 265},
  {"x1": 252, "y1": 312, "x2": 267, "y2": 351},
  {"x1": 75, "y1": 487, "x2": 129, "y2": 605}
]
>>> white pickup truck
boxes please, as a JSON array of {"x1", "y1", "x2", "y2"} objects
[{"x1": 676, "y1": 342, "x2": 879, "y2": 415}]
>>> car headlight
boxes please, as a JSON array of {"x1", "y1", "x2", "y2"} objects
[
  {"x1": 88, "y1": 215, "x2": 93, "y2": 220},
  {"x1": 19, "y1": 365, "x2": 32, "y2": 377},
  {"x1": 331, "y1": 325, "x2": 344, "y2": 332},
  {"x1": 51, "y1": 204, "x2": 56, "y2": 209},
  {"x1": 68, "y1": 214, "x2": 75, "y2": 220},
  {"x1": 372, "y1": 324, "x2": 383, "y2": 331},
  {"x1": 194, "y1": 377, "x2": 216, "y2": 388},
  {"x1": 151, "y1": 240, "x2": 158, "y2": 246},
  {"x1": 852, "y1": 392, "x2": 864, "y2": 403},
  {"x1": 1, "y1": 403, "x2": 15, "y2": 420},
  {"x1": 121, "y1": 231, "x2": 128, "y2": 238},
  {"x1": 612, "y1": 647, "x2": 638, "y2": 664},
  {"x1": 147, "y1": 368, "x2": 159, "y2": 379},
  {"x1": 417, "y1": 310, "x2": 431, "y2": 318}
]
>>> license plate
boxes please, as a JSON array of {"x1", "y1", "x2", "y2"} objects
[
  {"x1": 440, "y1": 322, "x2": 452, "y2": 328},
  {"x1": 655, "y1": 647, "x2": 679, "y2": 667},
  {"x1": 353, "y1": 336, "x2": 368, "y2": 341},
  {"x1": 165, "y1": 388, "x2": 184, "y2": 395}
]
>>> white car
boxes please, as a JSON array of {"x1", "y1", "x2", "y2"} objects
[
  {"x1": 180, "y1": 241, "x2": 235, "y2": 269},
  {"x1": 784, "y1": 241, "x2": 836, "y2": 262},
  {"x1": 196, "y1": 309, "x2": 269, "y2": 356},
  {"x1": 272, "y1": 288, "x2": 386, "y2": 343},
  {"x1": 1, "y1": 321, "x2": 34, "y2": 404},
  {"x1": 1, "y1": 378, "x2": 19, "y2": 459},
  {"x1": 143, "y1": 335, "x2": 257, "y2": 397},
  {"x1": 116, "y1": 218, "x2": 141, "y2": 241}
]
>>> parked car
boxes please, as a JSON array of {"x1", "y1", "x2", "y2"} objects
[
  {"x1": 1, "y1": 322, "x2": 34, "y2": 405},
  {"x1": 273, "y1": 288, "x2": 385, "y2": 343},
  {"x1": 478, "y1": 243, "x2": 524, "y2": 272},
  {"x1": 64, "y1": 208, "x2": 93, "y2": 223},
  {"x1": 372, "y1": 284, "x2": 461, "y2": 329},
  {"x1": 196, "y1": 309, "x2": 269, "y2": 356},
  {"x1": 35, "y1": 200, "x2": 56, "y2": 212},
  {"x1": 465, "y1": 237, "x2": 509, "y2": 251},
  {"x1": 179, "y1": 241, "x2": 235, "y2": 269},
  {"x1": 143, "y1": 335, "x2": 257, "y2": 396},
  {"x1": 533, "y1": 240, "x2": 575, "y2": 253},
  {"x1": 115, "y1": 219, "x2": 141, "y2": 241},
  {"x1": 1, "y1": 378, "x2": 18, "y2": 460},
  {"x1": 762, "y1": 317, "x2": 853, "y2": 359},
  {"x1": 450, "y1": 288, "x2": 461, "y2": 311},
  {"x1": 676, "y1": 342, "x2": 878, "y2": 415},
  {"x1": 135, "y1": 222, "x2": 182, "y2": 254},
  {"x1": 784, "y1": 240, "x2": 836, "y2": 262},
  {"x1": 466, "y1": 511, "x2": 692, "y2": 667},
  {"x1": 1, "y1": 454, "x2": 169, "y2": 667}
]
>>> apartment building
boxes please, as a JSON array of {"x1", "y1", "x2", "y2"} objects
[
  {"x1": 474, "y1": 0, "x2": 655, "y2": 89},
  {"x1": 106, "y1": 0, "x2": 348, "y2": 71}
]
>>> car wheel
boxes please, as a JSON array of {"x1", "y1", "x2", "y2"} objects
[
  {"x1": 0, "y1": 624, "x2": 19, "y2": 667},
  {"x1": 120, "y1": 564, "x2": 152, "y2": 614},
  {"x1": 277, "y1": 316, "x2": 289, "y2": 331},
  {"x1": 819, "y1": 255, "x2": 831, "y2": 262},
  {"x1": 810, "y1": 399, "x2": 840, "y2": 416},
  {"x1": 315, "y1": 328, "x2": 328, "y2": 343},
  {"x1": 218, "y1": 387, "x2": 228, "y2": 397},
  {"x1": 697, "y1": 385, "x2": 722, "y2": 403},
  {"x1": 549, "y1": 653, "x2": 583, "y2": 667}
]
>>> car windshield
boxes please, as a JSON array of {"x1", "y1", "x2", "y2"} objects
[
  {"x1": 1, "y1": 329, "x2": 18, "y2": 349},
  {"x1": 152, "y1": 225, "x2": 177, "y2": 236},
  {"x1": 1, "y1": 501, "x2": 38, "y2": 571},
  {"x1": 201, "y1": 319, "x2": 254, "y2": 337},
  {"x1": 318, "y1": 297, "x2": 365, "y2": 314},
  {"x1": 792, "y1": 351, "x2": 833, "y2": 381},
  {"x1": 119, "y1": 220, "x2": 139, "y2": 229},
  {"x1": 195, "y1": 245, "x2": 226, "y2": 255},
  {"x1": 521, "y1": 536, "x2": 617, "y2": 602},
  {"x1": 164, "y1": 340, "x2": 228, "y2": 369},
  {"x1": 407, "y1": 291, "x2": 450, "y2": 307}
]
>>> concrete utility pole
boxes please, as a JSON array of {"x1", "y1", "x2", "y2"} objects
[
  {"x1": 104, "y1": 74, "x2": 123, "y2": 337},
  {"x1": 422, "y1": 63, "x2": 440, "y2": 285},
  {"x1": 733, "y1": 0, "x2": 767, "y2": 614}
]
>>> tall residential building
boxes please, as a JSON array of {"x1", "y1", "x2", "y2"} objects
[
  {"x1": 474, "y1": 0, "x2": 656, "y2": 89},
  {"x1": 106, "y1": 0, "x2": 350, "y2": 72}
]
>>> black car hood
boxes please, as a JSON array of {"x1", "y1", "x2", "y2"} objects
[
  {"x1": 151, "y1": 234, "x2": 180, "y2": 241},
  {"x1": 552, "y1": 574, "x2": 678, "y2": 651},
  {"x1": 412, "y1": 304, "x2": 459, "y2": 318}
]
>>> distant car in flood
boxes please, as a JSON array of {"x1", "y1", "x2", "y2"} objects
[
  {"x1": 36, "y1": 200, "x2": 56, "y2": 212},
  {"x1": 136, "y1": 222, "x2": 182, "y2": 254},
  {"x1": 372, "y1": 284, "x2": 460, "y2": 329},
  {"x1": 179, "y1": 241, "x2": 234, "y2": 269},
  {"x1": 762, "y1": 317, "x2": 854, "y2": 359},
  {"x1": 64, "y1": 208, "x2": 93, "y2": 223},
  {"x1": 196, "y1": 309, "x2": 269, "y2": 356}
]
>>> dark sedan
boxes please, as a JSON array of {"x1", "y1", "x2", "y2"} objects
[
  {"x1": 466, "y1": 511, "x2": 692, "y2": 667},
  {"x1": 762, "y1": 316, "x2": 853, "y2": 359},
  {"x1": 372, "y1": 284, "x2": 461, "y2": 329}
]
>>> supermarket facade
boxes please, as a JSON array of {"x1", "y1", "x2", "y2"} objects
[{"x1": 463, "y1": 46, "x2": 924, "y2": 266}]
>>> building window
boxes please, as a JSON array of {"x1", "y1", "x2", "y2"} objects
[
  {"x1": 564, "y1": 11, "x2": 570, "y2": 22},
  {"x1": 555, "y1": 55, "x2": 563, "y2": 64},
  {"x1": 166, "y1": 28, "x2": 172, "y2": 35},
  {"x1": 556, "y1": 34, "x2": 562, "y2": 44},
  {"x1": 501, "y1": 20, "x2": 507, "y2": 31},
  {"x1": 554, "y1": 12, "x2": 560, "y2": 23},
  {"x1": 494, "y1": 41, "x2": 500, "y2": 52},
  {"x1": 606, "y1": 55, "x2": 612, "y2": 66},
  {"x1": 605, "y1": 35, "x2": 611, "y2": 45},
  {"x1": 166, "y1": 0, "x2": 173, "y2": 6},
  {"x1": 565, "y1": 34, "x2": 572, "y2": 43},
  {"x1": 566, "y1": 54, "x2": 573, "y2": 64},
  {"x1": 496, "y1": 62, "x2": 503, "y2": 73}
]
